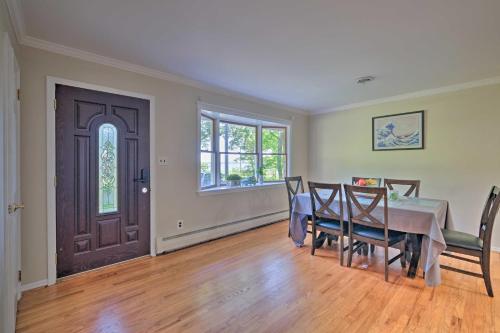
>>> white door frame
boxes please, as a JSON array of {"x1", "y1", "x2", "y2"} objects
[{"x1": 46, "y1": 76, "x2": 157, "y2": 285}]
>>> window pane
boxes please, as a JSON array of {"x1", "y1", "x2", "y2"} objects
[
  {"x1": 99, "y1": 123, "x2": 118, "y2": 214},
  {"x1": 200, "y1": 116, "x2": 213, "y2": 151},
  {"x1": 262, "y1": 155, "x2": 287, "y2": 182},
  {"x1": 220, "y1": 153, "x2": 257, "y2": 186},
  {"x1": 200, "y1": 152, "x2": 215, "y2": 187},
  {"x1": 219, "y1": 122, "x2": 256, "y2": 153},
  {"x1": 262, "y1": 127, "x2": 286, "y2": 154}
]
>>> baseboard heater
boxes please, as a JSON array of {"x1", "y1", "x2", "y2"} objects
[{"x1": 157, "y1": 210, "x2": 288, "y2": 254}]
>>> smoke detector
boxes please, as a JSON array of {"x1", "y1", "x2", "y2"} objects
[{"x1": 356, "y1": 76, "x2": 375, "y2": 84}]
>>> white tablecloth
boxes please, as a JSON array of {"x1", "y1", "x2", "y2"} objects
[{"x1": 290, "y1": 191, "x2": 448, "y2": 286}]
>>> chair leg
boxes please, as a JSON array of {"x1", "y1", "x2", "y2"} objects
[
  {"x1": 362, "y1": 244, "x2": 369, "y2": 256},
  {"x1": 384, "y1": 245, "x2": 389, "y2": 282},
  {"x1": 339, "y1": 235, "x2": 344, "y2": 266},
  {"x1": 481, "y1": 253, "x2": 494, "y2": 297},
  {"x1": 370, "y1": 244, "x2": 375, "y2": 253},
  {"x1": 327, "y1": 237, "x2": 333, "y2": 246},
  {"x1": 347, "y1": 237, "x2": 353, "y2": 268},
  {"x1": 400, "y1": 241, "x2": 406, "y2": 268},
  {"x1": 311, "y1": 230, "x2": 316, "y2": 256}
]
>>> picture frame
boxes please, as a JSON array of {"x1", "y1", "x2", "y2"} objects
[{"x1": 372, "y1": 110, "x2": 424, "y2": 151}]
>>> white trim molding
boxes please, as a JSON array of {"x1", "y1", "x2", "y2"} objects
[
  {"x1": 46, "y1": 76, "x2": 157, "y2": 285},
  {"x1": 313, "y1": 76, "x2": 500, "y2": 114},
  {"x1": 20, "y1": 279, "x2": 48, "y2": 292}
]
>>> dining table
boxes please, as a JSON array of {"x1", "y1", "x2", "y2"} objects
[{"x1": 290, "y1": 190, "x2": 448, "y2": 286}]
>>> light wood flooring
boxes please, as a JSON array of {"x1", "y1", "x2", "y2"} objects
[{"x1": 16, "y1": 221, "x2": 500, "y2": 332}]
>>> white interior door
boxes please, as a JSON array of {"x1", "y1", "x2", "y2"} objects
[{"x1": 1, "y1": 32, "x2": 22, "y2": 333}]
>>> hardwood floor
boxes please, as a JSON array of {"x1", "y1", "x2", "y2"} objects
[{"x1": 17, "y1": 221, "x2": 500, "y2": 332}]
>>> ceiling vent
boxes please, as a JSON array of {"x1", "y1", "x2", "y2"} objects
[{"x1": 356, "y1": 76, "x2": 375, "y2": 84}]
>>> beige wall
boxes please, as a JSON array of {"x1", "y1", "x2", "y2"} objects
[
  {"x1": 19, "y1": 46, "x2": 309, "y2": 284},
  {"x1": 309, "y1": 83, "x2": 500, "y2": 249}
]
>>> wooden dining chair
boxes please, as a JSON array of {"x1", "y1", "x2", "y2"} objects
[
  {"x1": 352, "y1": 177, "x2": 382, "y2": 187},
  {"x1": 384, "y1": 178, "x2": 420, "y2": 197},
  {"x1": 309, "y1": 182, "x2": 355, "y2": 265},
  {"x1": 440, "y1": 186, "x2": 500, "y2": 297},
  {"x1": 351, "y1": 177, "x2": 382, "y2": 254},
  {"x1": 285, "y1": 176, "x2": 312, "y2": 237},
  {"x1": 344, "y1": 184, "x2": 406, "y2": 281}
]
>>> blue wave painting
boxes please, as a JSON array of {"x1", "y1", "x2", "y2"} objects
[
  {"x1": 376, "y1": 123, "x2": 420, "y2": 148},
  {"x1": 373, "y1": 112, "x2": 423, "y2": 150}
]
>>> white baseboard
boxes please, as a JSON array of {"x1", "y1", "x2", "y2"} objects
[
  {"x1": 491, "y1": 246, "x2": 500, "y2": 253},
  {"x1": 21, "y1": 279, "x2": 48, "y2": 292},
  {"x1": 157, "y1": 210, "x2": 288, "y2": 254}
]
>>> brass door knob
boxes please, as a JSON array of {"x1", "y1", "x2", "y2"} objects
[{"x1": 8, "y1": 203, "x2": 24, "y2": 214}]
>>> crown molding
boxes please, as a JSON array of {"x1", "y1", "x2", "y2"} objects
[
  {"x1": 313, "y1": 76, "x2": 500, "y2": 115},
  {"x1": 20, "y1": 36, "x2": 307, "y2": 115},
  {"x1": 6, "y1": 0, "x2": 500, "y2": 117},
  {"x1": 4, "y1": 0, "x2": 306, "y2": 116}
]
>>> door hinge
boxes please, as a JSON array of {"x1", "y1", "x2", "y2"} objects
[
  {"x1": 54, "y1": 98, "x2": 57, "y2": 110},
  {"x1": 55, "y1": 252, "x2": 57, "y2": 265},
  {"x1": 17, "y1": 89, "x2": 20, "y2": 101},
  {"x1": 18, "y1": 270, "x2": 22, "y2": 282},
  {"x1": 54, "y1": 175, "x2": 57, "y2": 187}
]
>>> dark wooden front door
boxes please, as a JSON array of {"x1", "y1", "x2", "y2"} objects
[{"x1": 56, "y1": 85, "x2": 150, "y2": 277}]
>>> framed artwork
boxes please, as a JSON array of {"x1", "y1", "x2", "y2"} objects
[{"x1": 372, "y1": 110, "x2": 424, "y2": 151}]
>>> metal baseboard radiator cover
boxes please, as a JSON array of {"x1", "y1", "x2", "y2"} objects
[{"x1": 157, "y1": 210, "x2": 288, "y2": 254}]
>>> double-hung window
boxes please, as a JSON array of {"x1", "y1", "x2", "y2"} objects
[{"x1": 198, "y1": 103, "x2": 290, "y2": 191}]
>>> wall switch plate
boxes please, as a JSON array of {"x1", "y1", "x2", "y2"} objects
[
  {"x1": 177, "y1": 220, "x2": 184, "y2": 229},
  {"x1": 158, "y1": 157, "x2": 167, "y2": 166}
]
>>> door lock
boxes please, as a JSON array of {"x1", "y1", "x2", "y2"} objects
[{"x1": 8, "y1": 203, "x2": 24, "y2": 214}]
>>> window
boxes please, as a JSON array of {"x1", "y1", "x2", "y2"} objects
[
  {"x1": 262, "y1": 127, "x2": 287, "y2": 182},
  {"x1": 198, "y1": 104, "x2": 290, "y2": 191},
  {"x1": 98, "y1": 123, "x2": 118, "y2": 213},
  {"x1": 200, "y1": 116, "x2": 216, "y2": 188},
  {"x1": 219, "y1": 122, "x2": 257, "y2": 186}
]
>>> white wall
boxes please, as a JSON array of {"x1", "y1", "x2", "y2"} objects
[
  {"x1": 19, "y1": 46, "x2": 309, "y2": 284},
  {"x1": 309, "y1": 83, "x2": 500, "y2": 249}
]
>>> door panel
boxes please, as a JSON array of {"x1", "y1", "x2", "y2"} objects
[
  {"x1": 56, "y1": 85, "x2": 150, "y2": 277},
  {"x1": 1, "y1": 32, "x2": 21, "y2": 333}
]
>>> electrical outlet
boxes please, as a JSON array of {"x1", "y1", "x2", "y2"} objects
[
  {"x1": 159, "y1": 157, "x2": 167, "y2": 166},
  {"x1": 177, "y1": 220, "x2": 184, "y2": 229}
]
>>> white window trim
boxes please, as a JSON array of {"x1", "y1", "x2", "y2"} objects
[{"x1": 197, "y1": 102, "x2": 292, "y2": 194}]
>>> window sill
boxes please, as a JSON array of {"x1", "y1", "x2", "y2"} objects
[{"x1": 198, "y1": 182, "x2": 285, "y2": 196}]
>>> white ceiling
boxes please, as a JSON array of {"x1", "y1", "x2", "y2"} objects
[{"x1": 14, "y1": 0, "x2": 500, "y2": 112}]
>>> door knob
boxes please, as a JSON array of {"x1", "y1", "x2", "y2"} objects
[{"x1": 8, "y1": 203, "x2": 25, "y2": 214}]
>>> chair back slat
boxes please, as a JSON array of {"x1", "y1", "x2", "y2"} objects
[
  {"x1": 479, "y1": 186, "x2": 500, "y2": 247},
  {"x1": 352, "y1": 177, "x2": 382, "y2": 187},
  {"x1": 344, "y1": 185, "x2": 388, "y2": 230},
  {"x1": 384, "y1": 178, "x2": 420, "y2": 197},
  {"x1": 308, "y1": 182, "x2": 343, "y2": 222},
  {"x1": 285, "y1": 176, "x2": 304, "y2": 219}
]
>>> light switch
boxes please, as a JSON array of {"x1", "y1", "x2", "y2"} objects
[{"x1": 158, "y1": 157, "x2": 167, "y2": 166}]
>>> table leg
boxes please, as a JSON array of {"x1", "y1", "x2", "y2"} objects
[{"x1": 407, "y1": 234, "x2": 423, "y2": 279}]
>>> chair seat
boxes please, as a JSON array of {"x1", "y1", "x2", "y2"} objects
[
  {"x1": 442, "y1": 228, "x2": 483, "y2": 251},
  {"x1": 315, "y1": 219, "x2": 347, "y2": 234},
  {"x1": 352, "y1": 225, "x2": 405, "y2": 244}
]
